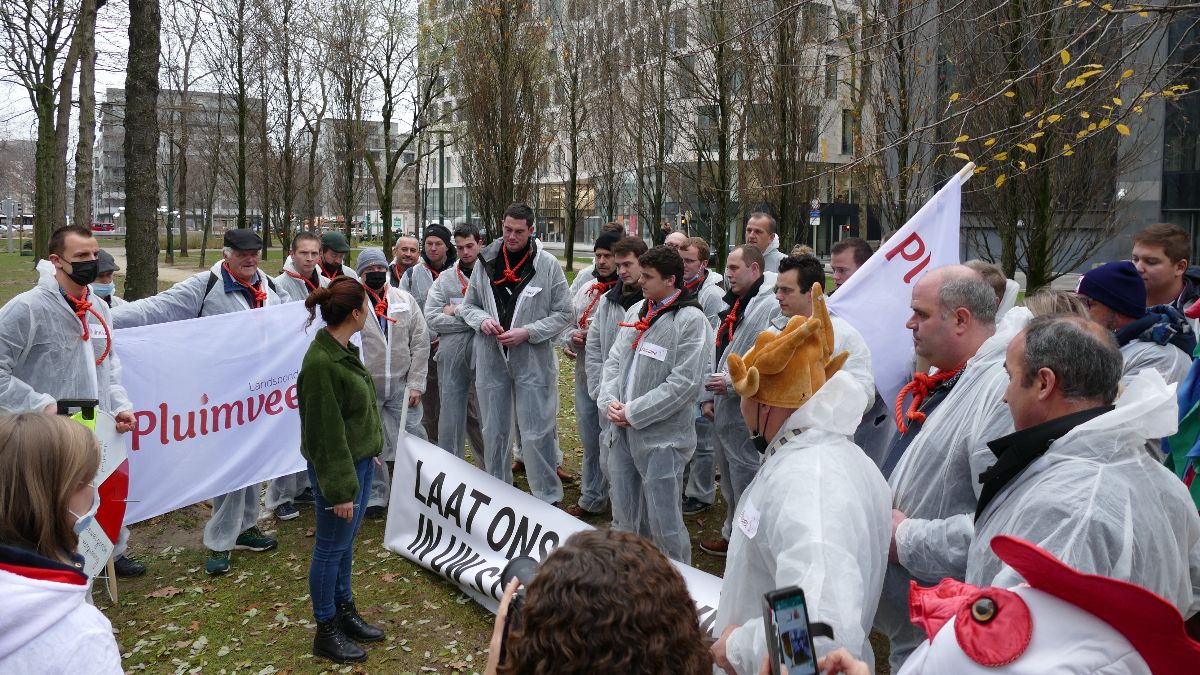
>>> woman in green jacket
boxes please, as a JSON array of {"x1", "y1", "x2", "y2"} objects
[{"x1": 297, "y1": 277, "x2": 385, "y2": 664}]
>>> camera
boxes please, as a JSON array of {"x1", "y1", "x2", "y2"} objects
[{"x1": 498, "y1": 555, "x2": 539, "y2": 664}]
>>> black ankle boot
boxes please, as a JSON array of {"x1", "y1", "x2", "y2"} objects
[
  {"x1": 313, "y1": 619, "x2": 367, "y2": 663},
  {"x1": 336, "y1": 601, "x2": 385, "y2": 642}
]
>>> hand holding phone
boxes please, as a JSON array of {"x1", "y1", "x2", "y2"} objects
[{"x1": 763, "y1": 586, "x2": 817, "y2": 675}]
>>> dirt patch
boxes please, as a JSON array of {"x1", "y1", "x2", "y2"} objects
[{"x1": 127, "y1": 503, "x2": 211, "y2": 553}]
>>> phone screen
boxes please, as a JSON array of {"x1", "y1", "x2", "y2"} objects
[{"x1": 768, "y1": 591, "x2": 817, "y2": 675}]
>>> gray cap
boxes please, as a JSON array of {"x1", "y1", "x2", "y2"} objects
[
  {"x1": 96, "y1": 249, "x2": 120, "y2": 274},
  {"x1": 356, "y1": 247, "x2": 387, "y2": 275}
]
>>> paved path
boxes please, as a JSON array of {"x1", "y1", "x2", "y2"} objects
[{"x1": 102, "y1": 245, "x2": 201, "y2": 284}]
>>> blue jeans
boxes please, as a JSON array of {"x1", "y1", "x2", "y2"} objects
[{"x1": 308, "y1": 458, "x2": 374, "y2": 622}]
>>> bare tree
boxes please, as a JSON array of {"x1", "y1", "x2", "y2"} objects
[
  {"x1": 323, "y1": 0, "x2": 371, "y2": 238},
  {"x1": 544, "y1": 0, "x2": 593, "y2": 270},
  {"x1": 71, "y1": 0, "x2": 99, "y2": 231},
  {"x1": 452, "y1": 0, "x2": 552, "y2": 239},
  {"x1": 161, "y1": 0, "x2": 207, "y2": 258}
]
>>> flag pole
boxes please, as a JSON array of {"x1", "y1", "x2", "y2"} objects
[{"x1": 957, "y1": 162, "x2": 977, "y2": 185}]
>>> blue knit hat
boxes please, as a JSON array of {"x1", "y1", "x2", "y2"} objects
[
  {"x1": 1077, "y1": 260, "x2": 1146, "y2": 319},
  {"x1": 355, "y1": 247, "x2": 387, "y2": 275}
]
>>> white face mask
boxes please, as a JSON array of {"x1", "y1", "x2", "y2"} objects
[{"x1": 69, "y1": 484, "x2": 100, "y2": 535}]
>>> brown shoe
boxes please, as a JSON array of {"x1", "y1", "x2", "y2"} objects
[
  {"x1": 512, "y1": 460, "x2": 525, "y2": 474},
  {"x1": 699, "y1": 538, "x2": 729, "y2": 557},
  {"x1": 556, "y1": 466, "x2": 576, "y2": 483},
  {"x1": 565, "y1": 504, "x2": 601, "y2": 518}
]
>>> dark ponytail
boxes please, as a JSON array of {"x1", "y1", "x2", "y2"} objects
[{"x1": 305, "y1": 276, "x2": 366, "y2": 329}]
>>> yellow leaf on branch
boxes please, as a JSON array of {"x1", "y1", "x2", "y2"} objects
[
  {"x1": 1116, "y1": 123, "x2": 1130, "y2": 135},
  {"x1": 1060, "y1": 50, "x2": 1071, "y2": 66},
  {"x1": 1047, "y1": 114, "x2": 1062, "y2": 123},
  {"x1": 1080, "y1": 111, "x2": 1091, "y2": 118},
  {"x1": 1121, "y1": 69, "x2": 1134, "y2": 79},
  {"x1": 1099, "y1": 119, "x2": 1110, "y2": 129},
  {"x1": 953, "y1": 152, "x2": 970, "y2": 160},
  {"x1": 1076, "y1": 129, "x2": 1090, "y2": 139},
  {"x1": 1017, "y1": 142, "x2": 1038, "y2": 153},
  {"x1": 1113, "y1": 97, "x2": 1122, "y2": 106},
  {"x1": 1019, "y1": 161, "x2": 1028, "y2": 170},
  {"x1": 1003, "y1": 91, "x2": 1016, "y2": 98},
  {"x1": 974, "y1": 165, "x2": 988, "y2": 174},
  {"x1": 1031, "y1": 131, "x2": 1045, "y2": 139},
  {"x1": 995, "y1": 174, "x2": 1007, "y2": 188},
  {"x1": 954, "y1": 135, "x2": 970, "y2": 143},
  {"x1": 1063, "y1": 144, "x2": 1074, "y2": 156},
  {"x1": 994, "y1": 152, "x2": 1008, "y2": 161},
  {"x1": 984, "y1": 139, "x2": 997, "y2": 147},
  {"x1": 949, "y1": 92, "x2": 960, "y2": 102}
]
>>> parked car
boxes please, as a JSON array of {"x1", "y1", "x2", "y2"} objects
[{"x1": 91, "y1": 222, "x2": 115, "y2": 232}]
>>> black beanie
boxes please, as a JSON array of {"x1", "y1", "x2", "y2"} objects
[
  {"x1": 595, "y1": 231, "x2": 622, "y2": 253},
  {"x1": 424, "y1": 224, "x2": 456, "y2": 262}
]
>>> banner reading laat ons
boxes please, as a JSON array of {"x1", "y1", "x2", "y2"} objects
[
  {"x1": 113, "y1": 303, "x2": 314, "y2": 524},
  {"x1": 383, "y1": 434, "x2": 724, "y2": 630}
]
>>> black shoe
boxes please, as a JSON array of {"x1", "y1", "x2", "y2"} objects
[
  {"x1": 113, "y1": 555, "x2": 147, "y2": 578},
  {"x1": 364, "y1": 505, "x2": 386, "y2": 521},
  {"x1": 313, "y1": 619, "x2": 367, "y2": 663},
  {"x1": 294, "y1": 488, "x2": 315, "y2": 506},
  {"x1": 336, "y1": 601, "x2": 385, "y2": 643},
  {"x1": 682, "y1": 497, "x2": 712, "y2": 516}
]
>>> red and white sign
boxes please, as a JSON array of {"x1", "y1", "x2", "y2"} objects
[
  {"x1": 828, "y1": 176, "x2": 964, "y2": 406},
  {"x1": 112, "y1": 303, "x2": 313, "y2": 524}
]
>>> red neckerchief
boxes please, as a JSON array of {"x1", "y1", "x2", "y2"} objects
[
  {"x1": 222, "y1": 262, "x2": 268, "y2": 308},
  {"x1": 392, "y1": 262, "x2": 407, "y2": 283},
  {"x1": 620, "y1": 291, "x2": 682, "y2": 350},
  {"x1": 456, "y1": 265, "x2": 470, "y2": 295},
  {"x1": 426, "y1": 262, "x2": 442, "y2": 280},
  {"x1": 493, "y1": 244, "x2": 532, "y2": 285},
  {"x1": 285, "y1": 269, "x2": 318, "y2": 293},
  {"x1": 894, "y1": 363, "x2": 966, "y2": 434},
  {"x1": 62, "y1": 286, "x2": 111, "y2": 366},
  {"x1": 364, "y1": 285, "x2": 398, "y2": 324},
  {"x1": 684, "y1": 273, "x2": 704, "y2": 293},
  {"x1": 716, "y1": 298, "x2": 741, "y2": 346},
  {"x1": 579, "y1": 279, "x2": 619, "y2": 329}
]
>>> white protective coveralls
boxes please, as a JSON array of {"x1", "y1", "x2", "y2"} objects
[
  {"x1": 1, "y1": 264, "x2": 136, "y2": 557},
  {"x1": 712, "y1": 277, "x2": 782, "y2": 540},
  {"x1": 967, "y1": 369, "x2": 1200, "y2": 618},
  {"x1": 761, "y1": 237, "x2": 786, "y2": 274},
  {"x1": 714, "y1": 372, "x2": 891, "y2": 674},
  {"x1": 561, "y1": 271, "x2": 620, "y2": 512},
  {"x1": 265, "y1": 259, "x2": 330, "y2": 510},
  {"x1": 875, "y1": 307, "x2": 1030, "y2": 671},
  {"x1": 683, "y1": 270, "x2": 727, "y2": 506},
  {"x1": 0, "y1": 555, "x2": 124, "y2": 673},
  {"x1": 1120, "y1": 340, "x2": 1192, "y2": 386},
  {"x1": 401, "y1": 257, "x2": 452, "y2": 442},
  {"x1": 361, "y1": 284, "x2": 430, "y2": 509},
  {"x1": 112, "y1": 260, "x2": 285, "y2": 552},
  {"x1": 457, "y1": 239, "x2": 572, "y2": 503},
  {"x1": 596, "y1": 294, "x2": 712, "y2": 561},
  {"x1": 424, "y1": 260, "x2": 486, "y2": 468}
]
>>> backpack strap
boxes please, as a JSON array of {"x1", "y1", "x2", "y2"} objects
[{"x1": 198, "y1": 272, "x2": 219, "y2": 318}]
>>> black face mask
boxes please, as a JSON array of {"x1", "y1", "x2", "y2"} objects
[
  {"x1": 321, "y1": 260, "x2": 342, "y2": 276},
  {"x1": 751, "y1": 433, "x2": 769, "y2": 454},
  {"x1": 63, "y1": 259, "x2": 99, "y2": 286},
  {"x1": 363, "y1": 270, "x2": 388, "y2": 290}
]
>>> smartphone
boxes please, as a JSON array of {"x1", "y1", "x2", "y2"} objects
[{"x1": 763, "y1": 586, "x2": 818, "y2": 675}]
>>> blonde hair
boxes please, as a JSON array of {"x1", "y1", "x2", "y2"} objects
[
  {"x1": 1023, "y1": 289, "x2": 1090, "y2": 318},
  {"x1": 0, "y1": 413, "x2": 100, "y2": 564}
]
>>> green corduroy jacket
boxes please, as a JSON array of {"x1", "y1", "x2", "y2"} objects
[{"x1": 297, "y1": 328, "x2": 384, "y2": 505}]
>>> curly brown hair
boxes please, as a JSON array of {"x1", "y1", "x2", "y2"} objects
[{"x1": 498, "y1": 529, "x2": 712, "y2": 675}]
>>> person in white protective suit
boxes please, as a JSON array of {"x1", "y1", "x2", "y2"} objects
[
  {"x1": 596, "y1": 246, "x2": 711, "y2": 561},
  {"x1": 770, "y1": 254, "x2": 874, "y2": 417},
  {"x1": 710, "y1": 291, "x2": 891, "y2": 674},
  {"x1": 744, "y1": 213, "x2": 785, "y2": 274},
  {"x1": 583, "y1": 236, "x2": 648, "y2": 524},
  {"x1": 424, "y1": 224, "x2": 487, "y2": 467},
  {"x1": 1075, "y1": 260, "x2": 1193, "y2": 386},
  {"x1": 967, "y1": 314, "x2": 1200, "y2": 618},
  {"x1": 356, "y1": 247, "x2": 429, "y2": 519},
  {"x1": 699, "y1": 245, "x2": 782, "y2": 557},
  {"x1": 266, "y1": 230, "x2": 328, "y2": 522},
  {"x1": 318, "y1": 231, "x2": 359, "y2": 281},
  {"x1": 560, "y1": 230, "x2": 623, "y2": 518},
  {"x1": 816, "y1": 535, "x2": 1200, "y2": 675},
  {"x1": 0, "y1": 226, "x2": 145, "y2": 578},
  {"x1": 457, "y1": 203, "x2": 572, "y2": 504},
  {"x1": 400, "y1": 223, "x2": 456, "y2": 443},
  {"x1": 112, "y1": 228, "x2": 285, "y2": 576},
  {"x1": 874, "y1": 266, "x2": 1027, "y2": 672},
  {"x1": 679, "y1": 236, "x2": 726, "y2": 516}
]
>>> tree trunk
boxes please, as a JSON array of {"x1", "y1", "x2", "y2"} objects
[
  {"x1": 124, "y1": 0, "x2": 161, "y2": 300},
  {"x1": 33, "y1": 102, "x2": 57, "y2": 260},
  {"x1": 259, "y1": 82, "x2": 271, "y2": 259},
  {"x1": 178, "y1": 103, "x2": 190, "y2": 257},
  {"x1": 72, "y1": 0, "x2": 98, "y2": 231}
]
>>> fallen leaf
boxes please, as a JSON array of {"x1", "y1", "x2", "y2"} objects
[{"x1": 148, "y1": 586, "x2": 183, "y2": 599}]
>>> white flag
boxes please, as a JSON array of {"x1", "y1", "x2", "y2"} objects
[{"x1": 828, "y1": 176, "x2": 963, "y2": 407}]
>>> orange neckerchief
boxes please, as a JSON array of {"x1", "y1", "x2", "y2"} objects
[
  {"x1": 578, "y1": 279, "x2": 618, "y2": 330},
  {"x1": 620, "y1": 291, "x2": 682, "y2": 350},
  {"x1": 716, "y1": 297, "x2": 742, "y2": 346},
  {"x1": 62, "y1": 286, "x2": 112, "y2": 366},
  {"x1": 364, "y1": 285, "x2": 398, "y2": 324},
  {"x1": 222, "y1": 262, "x2": 267, "y2": 308},
  {"x1": 493, "y1": 245, "x2": 532, "y2": 285},
  {"x1": 456, "y1": 265, "x2": 470, "y2": 295},
  {"x1": 684, "y1": 273, "x2": 704, "y2": 293},
  {"x1": 894, "y1": 363, "x2": 966, "y2": 434},
  {"x1": 285, "y1": 269, "x2": 318, "y2": 293}
]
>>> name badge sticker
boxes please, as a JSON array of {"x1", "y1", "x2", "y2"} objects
[
  {"x1": 737, "y1": 497, "x2": 761, "y2": 539},
  {"x1": 637, "y1": 341, "x2": 667, "y2": 362},
  {"x1": 521, "y1": 286, "x2": 542, "y2": 298},
  {"x1": 390, "y1": 301, "x2": 410, "y2": 314}
]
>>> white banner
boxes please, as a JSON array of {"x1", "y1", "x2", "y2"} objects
[
  {"x1": 113, "y1": 303, "x2": 313, "y2": 524},
  {"x1": 383, "y1": 434, "x2": 724, "y2": 633},
  {"x1": 828, "y1": 175, "x2": 964, "y2": 406}
]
